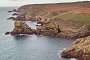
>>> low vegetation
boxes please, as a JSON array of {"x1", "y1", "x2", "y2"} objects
[{"x1": 53, "y1": 12, "x2": 90, "y2": 24}]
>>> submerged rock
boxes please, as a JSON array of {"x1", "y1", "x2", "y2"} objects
[{"x1": 61, "y1": 36, "x2": 90, "y2": 60}]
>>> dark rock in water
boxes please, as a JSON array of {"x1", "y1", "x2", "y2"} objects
[
  {"x1": 12, "y1": 9, "x2": 17, "y2": 12},
  {"x1": 11, "y1": 32, "x2": 33, "y2": 35},
  {"x1": 5, "y1": 32, "x2": 10, "y2": 35},
  {"x1": 12, "y1": 13, "x2": 19, "y2": 16},
  {"x1": 8, "y1": 9, "x2": 17, "y2": 13},
  {"x1": 5, "y1": 32, "x2": 18, "y2": 35},
  {"x1": 8, "y1": 11, "x2": 12, "y2": 13},
  {"x1": 8, "y1": 15, "x2": 25, "y2": 21},
  {"x1": 8, "y1": 17, "x2": 16, "y2": 20}
]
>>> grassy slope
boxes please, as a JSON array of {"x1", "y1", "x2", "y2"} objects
[
  {"x1": 26, "y1": 11, "x2": 90, "y2": 25},
  {"x1": 18, "y1": 1, "x2": 90, "y2": 25},
  {"x1": 52, "y1": 12, "x2": 90, "y2": 24}
]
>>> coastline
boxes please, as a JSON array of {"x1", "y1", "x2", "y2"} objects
[{"x1": 6, "y1": 1, "x2": 90, "y2": 60}]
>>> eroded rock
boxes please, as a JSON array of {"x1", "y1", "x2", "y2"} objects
[
  {"x1": 61, "y1": 36, "x2": 90, "y2": 60},
  {"x1": 7, "y1": 21, "x2": 34, "y2": 35}
]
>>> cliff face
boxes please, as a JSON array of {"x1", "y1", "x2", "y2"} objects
[
  {"x1": 14, "y1": 1, "x2": 90, "y2": 38},
  {"x1": 36, "y1": 19, "x2": 90, "y2": 39},
  {"x1": 61, "y1": 36, "x2": 90, "y2": 60},
  {"x1": 6, "y1": 1, "x2": 90, "y2": 59},
  {"x1": 17, "y1": 2, "x2": 90, "y2": 60}
]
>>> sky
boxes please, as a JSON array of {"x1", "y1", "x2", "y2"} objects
[{"x1": 0, "y1": 0, "x2": 89, "y2": 7}]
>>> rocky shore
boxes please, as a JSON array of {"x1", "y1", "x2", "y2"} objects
[
  {"x1": 8, "y1": 15, "x2": 36, "y2": 21},
  {"x1": 61, "y1": 36, "x2": 90, "y2": 60},
  {"x1": 6, "y1": 1, "x2": 90, "y2": 60},
  {"x1": 6, "y1": 14, "x2": 90, "y2": 60},
  {"x1": 7, "y1": 16, "x2": 90, "y2": 39},
  {"x1": 35, "y1": 16, "x2": 90, "y2": 39}
]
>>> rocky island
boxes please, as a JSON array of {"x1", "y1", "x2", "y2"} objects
[{"x1": 6, "y1": 1, "x2": 90, "y2": 60}]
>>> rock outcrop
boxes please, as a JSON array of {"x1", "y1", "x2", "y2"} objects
[
  {"x1": 7, "y1": 21, "x2": 34, "y2": 35},
  {"x1": 14, "y1": 21, "x2": 34, "y2": 33},
  {"x1": 61, "y1": 36, "x2": 90, "y2": 60},
  {"x1": 36, "y1": 19, "x2": 61, "y2": 36},
  {"x1": 6, "y1": 1, "x2": 90, "y2": 60},
  {"x1": 36, "y1": 16, "x2": 90, "y2": 39},
  {"x1": 71, "y1": 24, "x2": 90, "y2": 39},
  {"x1": 57, "y1": 24, "x2": 90, "y2": 39}
]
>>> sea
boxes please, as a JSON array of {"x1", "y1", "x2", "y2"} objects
[{"x1": 0, "y1": 7, "x2": 76, "y2": 60}]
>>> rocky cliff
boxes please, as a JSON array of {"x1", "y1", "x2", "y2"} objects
[
  {"x1": 7, "y1": 1, "x2": 90, "y2": 60},
  {"x1": 61, "y1": 36, "x2": 90, "y2": 60}
]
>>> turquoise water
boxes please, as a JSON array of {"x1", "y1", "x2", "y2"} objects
[{"x1": 0, "y1": 7, "x2": 74, "y2": 60}]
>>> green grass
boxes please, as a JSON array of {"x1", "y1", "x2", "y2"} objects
[
  {"x1": 53, "y1": 12, "x2": 90, "y2": 24},
  {"x1": 25, "y1": 11, "x2": 90, "y2": 24}
]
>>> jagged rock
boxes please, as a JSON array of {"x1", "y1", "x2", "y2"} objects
[
  {"x1": 56, "y1": 24, "x2": 90, "y2": 39},
  {"x1": 36, "y1": 16, "x2": 50, "y2": 25},
  {"x1": 61, "y1": 36, "x2": 90, "y2": 60},
  {"x1": 8, "y1": 17, "x2": 16, "y2": 20},
  {"x1": 71, "y1": 24, "x2": 90, "y2": 39},
  {"x1": 7, "y1": 21, "x2": 34, "y2": 35},
  {"x1": 36, "y1": 22, "x2": 61, "y2": 36}
]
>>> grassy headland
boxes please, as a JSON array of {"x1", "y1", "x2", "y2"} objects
[{"x1": 10, "y1": 1, "x2": 90, "y2": 60}]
